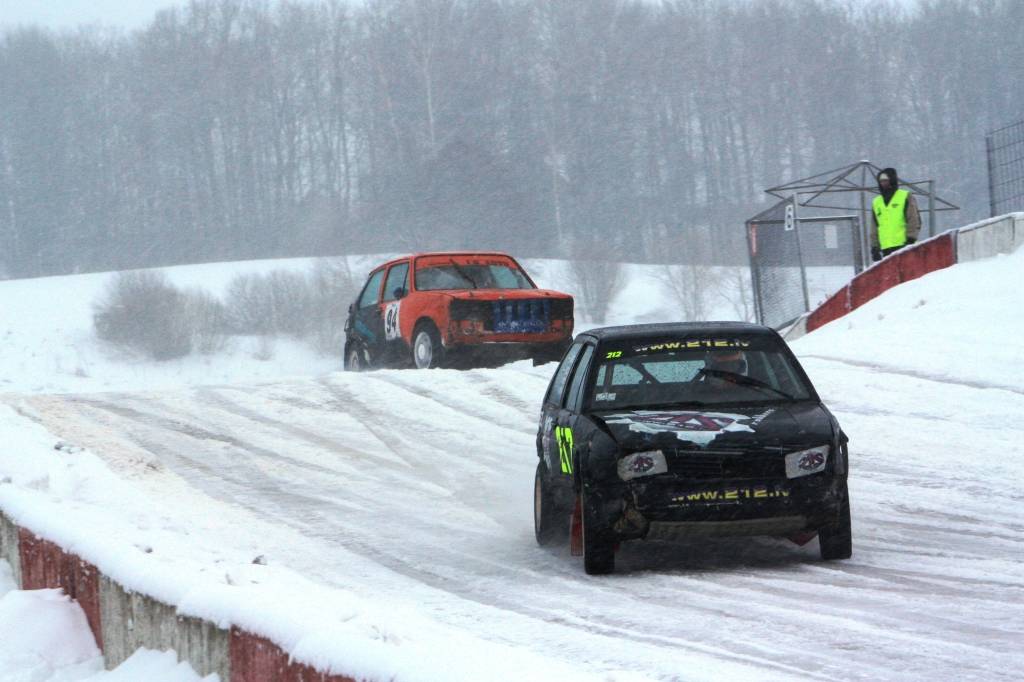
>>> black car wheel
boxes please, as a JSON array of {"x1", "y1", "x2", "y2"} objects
[
  {"x1": 344, "y1": 343, "x2": 368, "y2": 371},
  {"x1": 819, "y1": 482, "x2": 853, "y2": 560},
  {"x1": 412, "y1": 323, "x2": 444, "y2": 369},
  {"x1": 582, "y1": 487, "x2": 615, "y2": 575},
  {"x1": 534, "y1": 461, "x2": 566, "y2": 546}
]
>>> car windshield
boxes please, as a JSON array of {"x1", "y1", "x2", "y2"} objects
[
  {"x1": 415, "y1": 261, "x2": 534, "y2": 291},
  {"x1": 588, "y1": 336, "x2": 813, "y2": 410}
]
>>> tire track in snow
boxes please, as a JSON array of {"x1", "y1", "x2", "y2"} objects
[
  {"x1": 10, "y1": 361, "x2": 1024, "y2": 681},
  {"x1": 49, "y1": 395, "x2": 366, "y2": 490}
]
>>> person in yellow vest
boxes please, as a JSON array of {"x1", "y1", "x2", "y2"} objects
[{"x1": 871, "y1": 167, "x2": 921, "y2": 261}]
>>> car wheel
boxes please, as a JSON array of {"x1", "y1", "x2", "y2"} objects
[
  {"x1": 344, "y1": 343, "x2": 368, "y2": 371},
  {"x1": 534, "y1": 461, "x2": 566, "y2": 546},
  {"x1": 819, "y1": 482, "x2": 852, "y2": 561},
  {"x1": 582, "y1": 487, "x2": 615, "y2": 575},
  {"x1": 412, "y1": 323, "x2": 443, "y2": 369}
]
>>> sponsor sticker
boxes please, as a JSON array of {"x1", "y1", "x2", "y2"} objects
[
  {"x1": 595, "y1": 392, "x2": 617, "y2": 402},
  {"x1": 632, "y1": 339, "x2": 753, "y2": 354},
  {"x1": 670, "y1": 484, "x2": 790, "y2": 506},
  {"x1": 784, "y1": 446, "x2": 829, "y2": 479}
]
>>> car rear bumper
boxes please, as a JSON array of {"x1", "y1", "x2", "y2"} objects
[
  {"x1": 444, "y1": 339, "x2": 570, "y2": 366},
  {"x1": 445, "y1": 330, "x2": 572, "y2": 346}
]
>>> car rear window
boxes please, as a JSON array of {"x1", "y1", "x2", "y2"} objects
[{"x1": 590, "y1": 336, "x2": 813, "y2": 409}]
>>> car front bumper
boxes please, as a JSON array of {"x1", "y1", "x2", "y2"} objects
[{"x1": 592, "y1": 473, "x2": 846, "y2": 542}]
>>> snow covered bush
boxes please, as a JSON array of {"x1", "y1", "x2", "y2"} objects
[
  {"x1": 93, "y1": 271, "x2": 193, "y2": 360},
  {"x1": 308, "y1": 258, "x2": 356, "y2": 357},
  {"x1": 569, "y1": 242, "x2": 622, "y2": 324},
  {"x1": 224, "y1": 260, "x2": 355, "y2": 356},
  {"x1": 225, "y1": 270, "x2": 314, "y2": 337},
  {"x1": 183, "y1": 289, "x2": 230, "y2": 354},
  {"x1": 657, "y1": 264, "x2": 719, "y2": 322}
]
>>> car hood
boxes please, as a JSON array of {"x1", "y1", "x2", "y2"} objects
[{"x1": 592, "y1": 403, "x2": 833, "y2": 452}]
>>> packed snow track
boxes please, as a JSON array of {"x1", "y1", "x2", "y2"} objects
[{"x1": 9, "y1": 356, "x2": 1022, "y2": 682}]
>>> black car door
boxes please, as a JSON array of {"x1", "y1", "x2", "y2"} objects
[
  {"x1": 350, "y1": 268, "x2": 386, "y2": 362},
  {"x1": 539, "y1": 341, "x2": 584, "y2": 479},
  {"x1": 556, "y1": 342, "x2": 597, "y2": 482}
]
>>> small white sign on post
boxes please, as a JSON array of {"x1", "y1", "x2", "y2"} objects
[{"x1": 784, "y1": 204, "x2": 795, "y2": 231}]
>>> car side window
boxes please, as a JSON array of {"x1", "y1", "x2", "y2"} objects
[
  {"x1": 382, "y1": 262, "x2": 409, "y2": 302},
  {"x1": 565, "y1": 344, "x2": 596, "y2": 412},
  {"x1": 358, "y1": 269, "x2": 385, "y2": 309},
  {"x1": 544, "y1": 342, "x2": 583, "y2": 406}
]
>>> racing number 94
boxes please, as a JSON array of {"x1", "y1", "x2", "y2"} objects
[{"x1": 555, "y1": 426, "x2": 574, "y2": 474}]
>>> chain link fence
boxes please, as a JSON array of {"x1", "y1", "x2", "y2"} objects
[
  {"x1": 747, "y1": 198, "x2": 860, "y2": 330},
  {"x1": 987, "y1": 119, "x2": 1024, "y2": 216}
]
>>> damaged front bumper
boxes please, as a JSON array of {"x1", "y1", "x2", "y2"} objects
[{"x1": 593, "y1": 474, "x2": 847, "y2": 542}]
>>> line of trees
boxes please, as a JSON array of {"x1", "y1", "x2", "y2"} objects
[{"x1": 1, "y1": 0, "x2": 1022, "y2": 279}]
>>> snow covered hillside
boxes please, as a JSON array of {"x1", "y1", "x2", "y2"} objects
[
  {"x1": 0, "y1": 255, "x2": 752, "y2": 395},
  {"x1": 1, "y1": 248, "x2": 1023, "y2": 680}
]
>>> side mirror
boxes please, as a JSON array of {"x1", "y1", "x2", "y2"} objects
[{"x1": 393, "y1": 287, "x2": 407, "y2": 300}]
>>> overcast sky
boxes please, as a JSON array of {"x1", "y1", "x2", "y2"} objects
[{"x1": 0, "y1": 0, "x2": 183, "y2": 31}]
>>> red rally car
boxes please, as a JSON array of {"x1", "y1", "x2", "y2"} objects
[{"x1": 344, "y1": 252, "x2": 574, "y2": 369}]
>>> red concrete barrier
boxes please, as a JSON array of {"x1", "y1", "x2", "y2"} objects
[
  {"x1": 806, "y1": 285, "x2": 850, "y2": 333},
  {"x1": 230, "y1": 629, "x2": 355, "y2": 682},
  {"x1": 897, "y1": 233, "x2": 956, "y2": 284},
  {"x1": 18, "y1": 529, "x2": 103, "y2": 649},
  {"x1": 850, "y1": 255, "x2": 900, "y2": 310}
]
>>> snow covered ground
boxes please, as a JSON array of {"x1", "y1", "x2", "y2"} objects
[
  {"x1": 0, "y1": 564, "x2": 213, "y2": 681},
  {"x1": 1, "y1": 249, "x2": 1022, "y2": 680}
]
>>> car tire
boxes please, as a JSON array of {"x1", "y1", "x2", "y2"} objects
[
  {"x1": 534, "y1": 461, "x2": 566, "y2": 546},
  {"x1": 582, "y1": 487, "x2": 615, "y2": 575},
  {"x1": 819, "y1": 482, "x2": 852, "y2": 561},
  {"x1": 411, "y1": 322, "x2": 444, "y2": 369},
  {"x1": 344, "y1": 343, "x2": 368, "y2": 371}
]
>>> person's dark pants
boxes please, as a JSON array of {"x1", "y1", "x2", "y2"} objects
[{"x1": 872, "y1": 242, "x2": 912, "y2": 261}]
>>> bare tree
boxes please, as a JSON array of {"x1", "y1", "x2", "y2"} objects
[{"x1": 568, "y1": 238, "x2": 622, "y2": 324}]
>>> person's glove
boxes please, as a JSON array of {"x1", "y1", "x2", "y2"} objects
[
  {"x1": 871, "y1": 246, "x2": 882, "y2": 262},
  {"x1": 906, "y1": 236, "x2": 917, "y2": 245}
]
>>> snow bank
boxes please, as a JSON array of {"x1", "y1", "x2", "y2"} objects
[
  {"x1": 0, "y1": 579, "x2": 215, "y2": 682},
  {"x1": 792, "y1": 246, "x2": 1024, "y2": 389},
  {"x1": 87, "y1": 650, "x2": 216, "y2": 682},
  {"x1": 0, "y1": 588, "x2": 103, "y2": 680},
  {"x1": 0, "y1": 559, "x2": 16, "y2": 596}
]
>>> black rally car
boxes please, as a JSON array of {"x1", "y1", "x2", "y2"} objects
[{"x1": 534, "y1": 322, "x2": 851, "y2": 574}]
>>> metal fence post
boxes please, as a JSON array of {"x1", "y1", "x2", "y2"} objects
[
  {"x1": 745, "y1": 220, "x2": 763, "y2": 325},
  {"x1": 927, "y1": 180, "x2": 936, "y2": 238},
  {"x1": 986, "y1": 134, "x2": 997, "y2": 217},
  {"x1": 792, "y1": 194, "x2": 811, "y2": 314}
]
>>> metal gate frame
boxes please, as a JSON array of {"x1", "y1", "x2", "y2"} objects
[
  {"x1": 747, "y1": 196, "x2": 807, "y2": 329},
  {"x1": 748, "y1": 196, "x2": 861, "y2": 329}
]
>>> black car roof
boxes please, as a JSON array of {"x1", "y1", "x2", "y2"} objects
[{"x1": 578, "y1": 321, "x2": 776, "y2": 342}]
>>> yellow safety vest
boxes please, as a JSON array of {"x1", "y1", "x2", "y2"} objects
[{"x1": 873, "y1": 189, "x2": 909, "y2": 249}]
